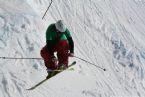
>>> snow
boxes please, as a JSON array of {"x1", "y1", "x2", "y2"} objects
[{"x1": 0, "y1": 0, "x2": 145, "y2": 97}]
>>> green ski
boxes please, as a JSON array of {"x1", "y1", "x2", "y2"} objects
[{"x1": 26, "y1": 61, "x2": 76, "y2": 90}]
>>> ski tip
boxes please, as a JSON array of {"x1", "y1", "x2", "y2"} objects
[
  {"x1": 26, "y1": 87, "x2": 34, "y2": 90},
  {"x1": 26, "y1": 88, "x2": 32, "y2": 90}
]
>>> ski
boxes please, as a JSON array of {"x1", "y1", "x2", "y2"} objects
[{"x1": 26, "y1": 61, "x2": 76, "y2": 90}]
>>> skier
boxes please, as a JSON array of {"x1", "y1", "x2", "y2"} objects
[{"x1": 40, "y1": 20, "x2": 74, "y2": 77}]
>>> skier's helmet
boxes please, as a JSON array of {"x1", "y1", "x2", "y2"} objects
[{"x1": 55, "y1": 20, "x2": 66, "y2": 32}]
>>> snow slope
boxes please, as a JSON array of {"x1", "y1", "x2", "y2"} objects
[{"x1": 0, "y1": 0, "x2": 145, "y2": 97}]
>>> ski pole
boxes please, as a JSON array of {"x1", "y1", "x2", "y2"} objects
[
  {"x1": 74, "y1": 56, "x2": 106, "y2": 71},
  {"x1": 0, "y1": 57, "x2": 42, "y2": 60},
  {"x1": 42, "y1": 0, "x2": 53, "y2": 19}
]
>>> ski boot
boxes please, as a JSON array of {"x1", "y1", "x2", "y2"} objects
[{"x1": 46, "y1": 69, "x2": 58, "y2": 79}]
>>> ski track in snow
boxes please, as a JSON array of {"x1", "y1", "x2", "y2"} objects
[{"x1": 0, "y1": 0, "x2": 145, "y2": 97}]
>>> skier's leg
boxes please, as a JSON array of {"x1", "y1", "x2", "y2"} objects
[
  {"x1": 40, "y1": 45, "x2": 57, "y2": 70},
  {"x1": 56, "y1": 40, "x2": 69, "y2": 69}
]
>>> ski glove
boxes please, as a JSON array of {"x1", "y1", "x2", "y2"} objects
[{"x1": 51, "y1": 55, "x2": 58, "y2": 65}]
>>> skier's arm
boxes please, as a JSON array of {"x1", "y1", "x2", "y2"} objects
[
  {"x1": 65, "y1": 29, "x2": 74, "y2": 53},
  {"x1": 67, "y1": 37, "x2": 74, "y2": 53},
  {"x1": 46, "y1": 24, "x2": 55, "y2": 55}
]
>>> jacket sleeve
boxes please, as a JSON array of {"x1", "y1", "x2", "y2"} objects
[
  {"x1": 46, "y1": 24, "x2": 55, "y2": 55},
  {"x1": 65, "y1": 29, "x2": 74, "y2": 53}
]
